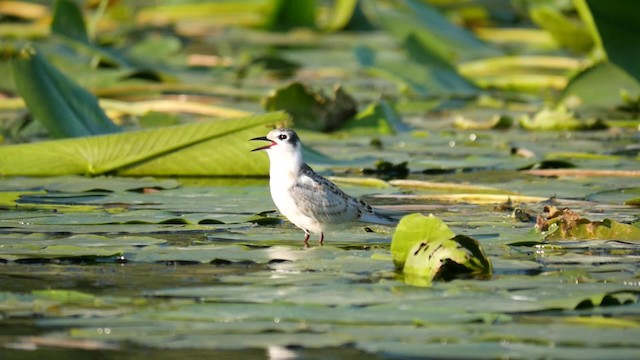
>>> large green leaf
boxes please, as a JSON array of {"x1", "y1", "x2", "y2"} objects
[
  {"x1": 11, "y1": 46, "x2": 120, "y2": 138},
  {"x1": 560, "y1": 62, "x2": 640, "y2": 112},
  {"x1": 585, "y1": 0, "x2": 640, "y2": 83},
  {"x1": 0, "y1": 113, "x2": 287, "y2": 176}
]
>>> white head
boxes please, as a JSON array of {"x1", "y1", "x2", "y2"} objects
[{"x1": 251, "y1": 128, "x2": 303, "y2": 168}]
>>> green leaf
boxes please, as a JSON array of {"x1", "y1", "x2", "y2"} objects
[
  {"x1": 362, "y1": 0, "x2": 500, "y2": 61},
  {"x1": 391, "y1": 214, "x2": 492, "y2": 286},
  {"x1": 51, "y1": 0, "x2": 90, "y2": 45},
  {"x1": 11, "y1": 46, "x2": 120, "y2": 138},
  {"x1": 0, "y1": 112, "x2": 287, "y2": 176},
  {"x1": 560, "y1": 62, "x2": 640, "y2": 112},
  {"x1": 264, "y1": 0, "x2": 316, "y2": 31},
  {"x1": 318, "y1": 0, "x2": 358, "y2": 32},
  {"x1": 586, "y1": 0, "x2": 640, "y2": 83},
  {"x1": 390, "y1": 213, "x2": 455, "y2": 269},
  {"x1": 403, "y1": 34, "x2": 478, "y2": 93},
  {"x1": 354, "y1": 36, "x2": 479, "y2": 96},
  {"x1": 529, "y1": 5, "x2": 593, "y2": 53},
  {"x1": 403, "y1": 234, "x2": 492, "y2": 287},
  {"x1": 340, "y1": 100, "x2": 406, "y2": 135}
]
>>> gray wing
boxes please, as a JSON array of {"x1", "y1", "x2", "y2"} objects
[{"x1": 290, "y1": 164, "x2": 391, "y2": 225}]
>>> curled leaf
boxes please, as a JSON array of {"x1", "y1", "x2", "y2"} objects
[
  {"x1": 391, "y1": 213, "x2": 492, "y2": 287},
  {"x1": 403, "y1": 235, "x2": 493, "y2": 287}
]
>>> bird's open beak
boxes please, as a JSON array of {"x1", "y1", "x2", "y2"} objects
[{"x1": 250, "y1": 136, "x2": 276, "y2": 151}]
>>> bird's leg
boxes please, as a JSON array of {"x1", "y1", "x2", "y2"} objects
[
  {"x1": 319, "y1": 232, "x2": 324, "y2": 246},
  {"x1": 303, "y1": 231, "x2": 310, "y2": 249}
]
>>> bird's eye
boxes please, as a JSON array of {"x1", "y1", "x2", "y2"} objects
[{"x1": 278, "y1": 134, "x2": 288, "y2": 141}]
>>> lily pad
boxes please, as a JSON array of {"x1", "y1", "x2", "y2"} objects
[{"x1": 390, "y1": 213, "x2": 454, "y2": 268}]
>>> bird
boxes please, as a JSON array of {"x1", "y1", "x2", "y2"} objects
[{"x1": 251, "y1": 128, "x2": 397, "y2": 247}]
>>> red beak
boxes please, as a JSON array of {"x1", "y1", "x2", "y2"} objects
[{"x1": 250, "y1": 136, "x2": 276, "y2": 151}]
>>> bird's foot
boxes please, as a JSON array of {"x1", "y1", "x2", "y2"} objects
[
  {"x1": 304, "y1": 232, "x2": 310, "y2": 249},
  {"x1": 318, "y1": 232, "x2": 324, "y2": 246}
]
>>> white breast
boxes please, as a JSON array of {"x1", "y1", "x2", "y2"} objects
[{"x1": 269, "y1": 170, "x2": 324, "y2": 234}]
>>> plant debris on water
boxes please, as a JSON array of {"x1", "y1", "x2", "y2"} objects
[{"x1": 0, "y1": 0, "x2": 639, "y2": 358}]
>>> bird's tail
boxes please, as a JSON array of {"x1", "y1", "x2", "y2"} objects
[{"x1": 360, "y1": 211, "x2": 400, "y2": 226}]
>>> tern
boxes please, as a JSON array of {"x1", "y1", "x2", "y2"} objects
[{"x1": 251, "y1": 128, "x2": 396, "y2": 247}]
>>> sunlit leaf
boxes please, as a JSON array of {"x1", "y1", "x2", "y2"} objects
[
  {"x1": 402, "y1": 234, "x2": 492, "y2": 287},
  {"x1": 529, "y1": 5, "x2": 593, "y2": 53},
  {"x1": 390, "y1": 213, "x2": 455, "y2": 269},
  {"x1": 0, "y1": 112, "x2": 287, "y2": 176},
  {"x1": 135, "y1": 1, "x2": 271, "y2": 27}
]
